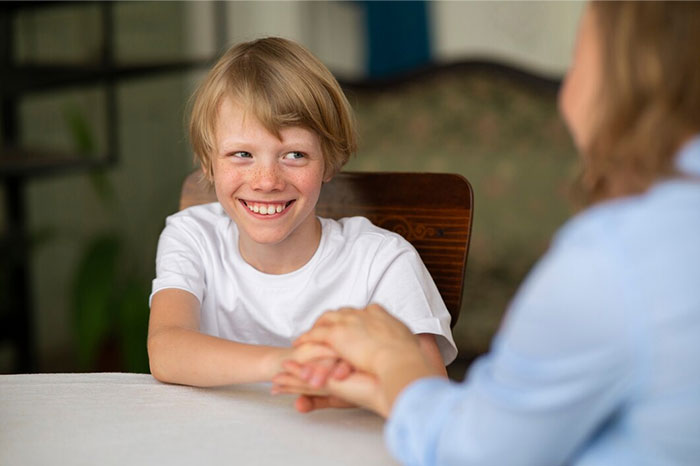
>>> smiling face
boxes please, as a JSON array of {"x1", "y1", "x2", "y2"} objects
[
  {"x1": 559, "y1": 5, "x2": 601, "y2": 152},
  {"x1": 212, "y1": 97, "x2": 329, "y2": 268}
]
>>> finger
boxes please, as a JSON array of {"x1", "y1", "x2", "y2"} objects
[
  {"x1": 271, "y1": 373, "x2": 309, "y2": 391},
  {"x1": 281, "y1": 360, "x2": 305, "y2": 378},
  {"x1": 294, "y1": 325, "x2": 336, "y2": 347},
  {"x1": 294, "y1": 395, "x2": 355, "y2": 413},
  {"x1": 323, "y1": 372, "x2": 384, "y2": 414},
  {"x1": 272, "y1": 372, "x2": 329, "y2": 394},
  {"x1": 288, "y1": 359, "x2": 333, "y2": 384},
  {"x1": 331, "y1": 360, "x2": 353, "y2": 380},
  {"x1": 300, "y1": 363, "x2": 313, "y2": 381},
  {"x1": 291, "y1": 342, "x2": 337, "y2": 363},
  {"x1": 272, "y1": 384, "x2": 327, "y2": 397},
  {"x1": 366, "y1": 303, "x2": 389, "y2": 315},
  {"x1": 293, "y1": 323, "x2": 333, "y2": 347},
  {"x1": 295, "y1": 395, "x2": 315, "y2": 413},
  {"x1": 293, "y1": 309, "x2": 360, "y2": 346},
  {"x1": 284, "y1": 362, "x2": 313, "y2": 382},
  {"x1": 309, "y1": 359, "x2": 336, "y2": 388}
]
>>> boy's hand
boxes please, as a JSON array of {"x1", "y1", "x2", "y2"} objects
[
  {"x1": 294, "y1": 395, "x2": 355, "y2": 413},
  {"x1": 273, "y1": 359, "x2": 386, "y2": 415},
  {"x1": 272, "y1": 346, "x2": 361, "y2": 412},
  {"x1": 271, "y1": 357, "x2": 339, "y2": 397},
  {"x1": 271, "y1": 343, "x2": 347, "y2": 398},
  {"x1": 295, "y1": 357, "x2": 353, "y2": 389},
  {"x1": 266, "y1": 342, "x2": 336, "y2": 380}
]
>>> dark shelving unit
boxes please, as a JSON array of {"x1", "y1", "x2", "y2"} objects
[{"x1": 0, "y1": 1, "x2": 218, "y2": 372}]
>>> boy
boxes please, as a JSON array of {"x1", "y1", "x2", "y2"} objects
[{"x1": 148, "y1": 37, "x2": 456, "y2": 388}]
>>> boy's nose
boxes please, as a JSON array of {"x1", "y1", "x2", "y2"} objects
[{"x1": 251, "y1": 164, "x2": 284, "y2": 192}]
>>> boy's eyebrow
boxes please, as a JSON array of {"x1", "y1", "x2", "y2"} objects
[
  {"x1": 217, "y1": 140, "x2": 254, "y2": 153},
  {"x1": 278, "y1": 131, "x2": 322, "y2": 149},
  {"x1": 217, "y1": 138, "x2": 320, "y2": 153},
  {"x1": 279, "y1": 139, "x2": 320, "y2": 150}
]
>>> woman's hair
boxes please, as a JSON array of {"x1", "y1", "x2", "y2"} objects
[
  {"x1": 577, "y1": 1, "x2": 700, "y2": 205},
  {"x1": 189, "y1": 37, "x2": 357, "y2": 181}
]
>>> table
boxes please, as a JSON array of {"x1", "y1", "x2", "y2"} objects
[{"x1": 0, "y1": 373, "x2": 397, "y2": 465}]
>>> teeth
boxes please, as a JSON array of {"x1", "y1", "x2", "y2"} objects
[{"x1": 246, "y1": 202, "x2": 287, "y2": 215}]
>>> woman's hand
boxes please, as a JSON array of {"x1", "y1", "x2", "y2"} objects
[
  {"x1": 291, "y1": 304, "x2": 443, "y2": 416},
  {"x1": 273, "y1": 356, "x2": 388, "y2": 415},
  {"x1": 294, "y1": 304, "x2": 420, "y2": 372}
]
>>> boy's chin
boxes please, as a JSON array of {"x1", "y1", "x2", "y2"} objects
[{"x1": 241, "y1": 232, "x2": 286, "y2": 245}]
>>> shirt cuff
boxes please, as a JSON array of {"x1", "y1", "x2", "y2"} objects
[{"x1": 384, "y1": 376, "x2": 462, "y2": 466}]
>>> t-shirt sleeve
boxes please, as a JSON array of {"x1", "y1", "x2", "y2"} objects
[
  {"x1": 368, "y1": 234, "x2": 458, "y2": 365},
  {"x1": 150, "y1": 214, "x2": 207, "y2": 306}
]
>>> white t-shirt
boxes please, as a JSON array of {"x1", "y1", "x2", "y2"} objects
[{"x1": 151, "y1": 203, "x2": 457, "y2": 364}]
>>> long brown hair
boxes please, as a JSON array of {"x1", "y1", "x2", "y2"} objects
[{"x1": 577, "y1": 1, "x2": 700, "y2": 206}]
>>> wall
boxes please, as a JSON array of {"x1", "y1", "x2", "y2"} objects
[
  {"x1": 213, "y1": 1, "x2": 584, "y2": 79},
  {"x1": 431, "y1": 1, "x2": 584, "y2": 76},
  {"x1": 3, "y1": 1, "x2": 584, "y2": 371}
]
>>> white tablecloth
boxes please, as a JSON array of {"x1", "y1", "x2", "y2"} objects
[{"x1": 0, "y1": 373, "x2": 396, "y2": 466}]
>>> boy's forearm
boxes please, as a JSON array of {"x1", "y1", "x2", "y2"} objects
[
  {"x1": 148, "y1": 327, "x2": 285, "y2": 387},
  {"x1": 416, "y1": 333, "x2": 448, "y2": 377}
]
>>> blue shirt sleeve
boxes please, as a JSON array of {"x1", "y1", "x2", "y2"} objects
[{"x1": 384, "y1": 230, "x2": 641, "y2": 466}]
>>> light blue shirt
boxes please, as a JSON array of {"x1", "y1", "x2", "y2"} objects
[{"x1": 386, "y1": 136, "x2": 700, "y2": 466}]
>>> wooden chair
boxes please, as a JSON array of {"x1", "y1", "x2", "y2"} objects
[{"x1": 180, "y1": 171, "x2": 474, "y2": 327}]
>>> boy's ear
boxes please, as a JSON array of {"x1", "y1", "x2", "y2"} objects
[{"x1": 322, "y1": 171, "x2": 334, "y2": 184}]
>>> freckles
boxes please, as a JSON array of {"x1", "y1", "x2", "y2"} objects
[
  {"x1": 247, "y1": 166, "x2": 261, "y2": 180},
  {"x1": 213, "y1": 164, "x2": 245, "y2": 190},
  {"x1": 291, "y1": 169, "x2": 325, "y2": 189},
  {"x1": 249, "y1": 166, "x2": 280, "y2": 184}
]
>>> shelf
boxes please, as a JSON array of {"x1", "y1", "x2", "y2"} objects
[
  {"x1": 0, "y1": 147, "x2": 114, "y2": 178},
  {"x1": 0, "y1": 59, "x2": 213, "y2": 96},
  {"x1": 0, "y1": 1, "x2": 84, "y2": 12},
  {"x1": 0, "y1": 0, "x2": 220, "y2": 373}
]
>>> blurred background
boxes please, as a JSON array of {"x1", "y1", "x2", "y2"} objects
[{"x1": 0, "y1": 1, "x2": 583, "y2": 377}]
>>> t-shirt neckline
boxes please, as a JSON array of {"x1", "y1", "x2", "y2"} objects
[{"x1": 226, "y1": 216, "x2": 330, "y2": 287}]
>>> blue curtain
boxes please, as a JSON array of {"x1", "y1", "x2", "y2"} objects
[{"x1": 362, "y1": 1, "x2": 432, "y2": 79}]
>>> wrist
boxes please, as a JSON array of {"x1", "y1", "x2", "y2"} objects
[
  {"x1": 375, "y1": 351, "x2": 437, "y2": 417},
  {"x1": 262, "y1": 346, "x2": 289, "y2": 380}
]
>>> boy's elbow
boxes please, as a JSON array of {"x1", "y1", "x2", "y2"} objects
[
  {"x1": 148, "y1": 358, "x2": 168, "y2": 384},
  {"x1": 147, "y1": 333, "x2": 172, "y2": 383}
]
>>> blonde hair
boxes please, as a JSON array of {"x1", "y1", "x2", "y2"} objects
[
  {"x1": 189, "y1": 37, "x2": 357, "y2": 180},
  {"x1": 577, "y1": 1, "x2": 700, "y2": 206}
]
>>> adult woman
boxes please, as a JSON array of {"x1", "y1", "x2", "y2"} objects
[{"x1": 278, "y1": 2, "x2": 700, "y2": 465}]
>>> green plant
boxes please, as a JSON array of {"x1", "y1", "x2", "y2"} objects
[
  {"x1": 66, "y1": 105, "x2": 150, "y2": 372},
  {"x1": 72, "y1": 235, "x2": 150, "y2": 372}
]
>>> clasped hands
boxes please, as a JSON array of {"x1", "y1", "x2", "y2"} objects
[{"x1": 270, "y1": 303, "x2": 443, "y2": 418}]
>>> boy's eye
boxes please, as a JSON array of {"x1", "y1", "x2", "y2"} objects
[
  {"x1": 283, "y1": 151, "x2": 305, "y2": 160},
  {"x1": 232, "y1": 151, "x2": 252, "y2": 158}
]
